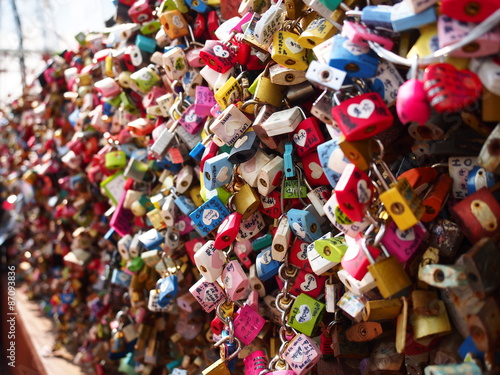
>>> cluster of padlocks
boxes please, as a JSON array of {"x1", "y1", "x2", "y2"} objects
[{"x1": 1, "y1": 0, "x2": 500, "y2": 374}]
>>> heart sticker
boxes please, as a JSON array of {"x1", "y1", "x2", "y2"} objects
[
  {"x1": 298, "y1": 243, "x2": 308, "y2": 260},
  {"x1": 292, "y1": 222, "x2": 306, "y2": 239},
  {"x1": 184, "y1": 110, "x2": 197, "y2": 123},
  {"x1": 216, "y1": 166, "x2": 230, "y2": 182},
  {"x1": 396, "y1": 227, "x2": 415, "y2": 242},
  {"x1": 213, "y1": 44, "x2": 230, "y2": 58},
  {"x1": 176, "y1": 220, "x2": 186, "y2": 232},
  {"x1": 260, "y1": 250, "x2": 272, "y2": 265},
  {"x1": 202, "y1": 209, "x2": 220, "y2": 226},
  {"x1": 297, "y1": 304, "x2": 312, "y2": 323},
  {"x1": 225, "y1": 121, "x2": 240, "y2": 136},
  {"x1": 172, "y1": 15, "x2": 185, "y2": 29},
  {"x1": 357, "y1": 179, "x2": 371, "y2": 204},
  {"x1": 261, "y1": 196, "x2": 276, "y2": 208},
  {"x1": 327, "y1": 147, "x2": 349, "y2": 174},
  {"x1": 242, "y1": 159, "x2": 256, "y2": 174},
  {"x1": 347, "y1": 99, "x2": 375, "y2": 119},
  {"x1": 309, "y1": 162, "x2": 323, "y2": 180},
  {"x1": 291, "y1": 346, "x2": 304, "y2": 363},
  {"x1": 223, "y1": 272, "x2": 232, "y2": 289},
  {"x1": 285, "y1": 37, "x2": 304, "y2": 54},
  {"x1": 234, "y1": 135, "x2": 248, "y2": 149},
  {"x1": 272, "y1": 171, "x2": 283, "y2": 186},
  {"x1": 300, "y1": 274, "x2": 318, "y2": 292},
  {"x1": 293, "y1": 129, "x2": 307, "y2": 147}
]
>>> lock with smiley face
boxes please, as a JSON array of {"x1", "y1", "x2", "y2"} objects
[{"x1": 199, "y1": 40, "x2": 238, "y2": 74}]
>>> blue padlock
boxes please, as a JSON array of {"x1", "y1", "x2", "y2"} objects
[
  {"x1": 347, "y1": 5, "x2": 393, "y2": 30},
  {"x1": 138, "y1": 228, "x2": 164, "y2": 251},
  {"x1": 185, "y1": 0, "x2": 211, "y2": 13},
  {"x1": 189, "y1": 196, "x2": 230, "y2": 236},
  {"x1": 390, "y1": 2, "x2": 437, "y2": 32},
  {"x1": 171, "y1": 189, "x2": 198, "y2": 215},
  {"x1": 221, "y1": 330, "x2": 237, "y2": 371},
  {"x1": 111, "y1": 269, "x2": 132, "y2": 287},
  {"x1": 328, "y1": 34, "x2": 379, "y2": 79},
  {"x1": 135, "y1": 34, "x2": 157, "y2": 54},
  {"x1": 256, "y1": 247, "x2": 280, "y2": 281},
  {"x1": 284, "y1": 142, "x2": 296, "y2": 178},
  {"x1": 317, "y1": 138, "x2": 350, "y2": 189},
  {"x1": 467, "y1": 166, "x2": 495, "y2": 195},
  {"x1": 287, "y1": 204, "x2": 324, "y2": 243},
  {"x1": 158, "y1": 274, "x2": 179, "y2": 307},
  {"x1": 203, "y1": 152, "x2": 234, "y2": 191}
]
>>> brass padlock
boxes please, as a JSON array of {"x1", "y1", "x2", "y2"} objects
[
  {"x1": 253, "y1": 65, "x2": 286, "y2": 108},
  {"x1": 362, "y1": 236, "x2": 412, "y2": 299}
]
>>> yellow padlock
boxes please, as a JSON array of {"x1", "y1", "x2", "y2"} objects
[
  {"x1": 214, "y1": 76, "x2": 242, "y2": 110},
  {"x1": 297, "y1": 15, "x2": 336, "y2": 49},
  {"x1": 271, "y1": 29, "x2": 309, "y2": 71}
]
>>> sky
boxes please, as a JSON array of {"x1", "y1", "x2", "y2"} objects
[{"x1": 0, "y1": 0, "x2": 116, "y2": 103}]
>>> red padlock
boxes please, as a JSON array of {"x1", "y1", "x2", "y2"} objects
[
  {"x1": 332, "y1": 91, "x2": 393, "y2": 141},
  {"x1": 199, "y1": 40, "x2": 238, "y2": 74},
  {"x1": 422, "y1": 63, "x2": 482, "y2": 113},
  {"x1": 292, "y1": 117, "x2": 325, "y2": 157},
  {"x1": 441, "y1": 0, "x2": 499, "y2": 23}
]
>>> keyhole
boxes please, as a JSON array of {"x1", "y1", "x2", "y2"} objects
[
  {"x1": 259, "y1": 178, "x2": 268, "y2": 187},
  {"x1": 464, "y1": 1, "x2": 481, "y2": 16},
  {"x1": 306, "y1": 38, "x2": 316, "y2": 46},
  {"x1": 222, "y1": 235, "x2": 231, "y2": 242},
  {"x1": 274, "y1": 244, "x2": 284, "y2": 252},
  {"x1": 192, "y1": 0, "x2": 199, "y2": 6},
  {"x1": 488, "y1": 138, "x2": 500, "y2": 155},
  {"x1": 310, "y1": 223, "x2": 317, "y2": 233},
  {"x1": 433, "y1": 269, "x2": 445, "y2": 283},
  {"x1": 364, "y1": 125, "x2": 376, "y2": 134},
  {"x1": 200, "y1": 265, "x2": 207, "y2": 272},
  {"x1": 254, "y1": 284, "x2": 262, "y2": 290},
  {"x1": 285, "y1": 59, "x2": 296, "y2": 66},
  {"x1": 205, "y1": 171, "x2": 211, "y2": 181},
  {"x1": 169, "y1": 233, "x2": 179, "y2": 241},
  {"x1": 320, "y1": 70, "x2": 331, "y2": 82},
  {"x1": 324, "y1": 246, "x2": 331, "y2": 256},
  {"x1": 462, "y1": 42, "x2": 480, "y2": 53},
  {"x1": 285, "y1": 73, "x2": 295, "y2": 82},
  {"x1": 181, "y1": 181, "x2": 188, "y2": 186},
  {"x1": 390, "y1": 202, "x2": 405, "y2": 215},
  {"x1": 344, "y1": 63, "x2": 360, "y2": 72},
  {"x1": 236, "y1": 287, "x2": 245, "y2": 293}
]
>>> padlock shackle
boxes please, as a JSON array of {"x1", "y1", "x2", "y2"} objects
[{"x1": 214, "y1": 335, "x2": 242, "y2": 362}]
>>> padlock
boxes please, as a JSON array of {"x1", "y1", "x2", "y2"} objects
[
  {"x1": 340, "y1": 236, "x2": 381, "y2": 281},
  {"x1": 362, "y1": 236, "x2": 412, "y2": 299},
  {"x1": 307, "y1": 233, "x2": 338, "y2": 275},
  {"x1": 256, "y1": 247, "x2": 280, "y2": 281},
  {"x1": 130, "y1": 65, "x2": 162, "y2": 94},
  {"x1": 189, "y1": 276, "x2": 225, "y2": 312},
  {"x1": 290, "y1": 270, "x2": 326, "y2": 299},
  {"x1": 228, "y1": 130, "x2": 260, "y2": 164},
  {"x1": 324, "y1": 193, "x2": 371, "y2": 238},
  {"x1": 381, "y1": 220, "x2": 427, "y2": 263},
  {"x1": 337, "y1": 268, "x2": 377, "y2": 296},
  {"x1": 236, "y1": 211, "x2": 266, "y2": 242},
  {"x1": 390, "y1": 1, "x2": 437, "y2": 32},
  {"x1": 363, "y1": 298, "x2": 403, "y2": 321},
  {"x1": 271, "y1": 29, "x2": 309, "y2": 71},
  {"x1": 341, "y1": 20, "x2": 394, "y2": 50},
  {"x1": 297, "y1": 15, "x2": 336, "y2": 49},
  {"x1": 214, "y1": 77, "x2": 242, "y2": 110},
  {"x1": 288, "y1": 204, "x2": 324, "y2": 243},
  {"x1": 262, "y1": 106, "x2": 303, "y2": 137},
  {"x1": 163, "y1": 226, "x2": 181, "y2": 254},
  {"x1": 199, "y1": 40, "x2": 238, "y2": 74},
  {"x1": 450, "y1": 187, "x2": 500, "y2": 244},
  {"x1": 253, "y1": 69, "x2": 287, "y2": 108},
  {"x1": 337, "y1": 291, "x2": 368, "y2": 322},
  {"x1": 441, "y1": 0, "x2": 498, "y2": 23},
  {"x1": 194, "y1": 240, "x2": 226, "y2": 282},
  {"x1": 271, "y1": 216, "x2": 292, "y2": 261},
  {"x1": 467, "y1": 166, "x2": 495, "y2": 195},
  {"x1": 158, "y1": 274, "x2": 179, "y2": 307},
  {"x1": 292, "y1": 116, "x2": 325, "y2": 158},
  {"x1": 269, "y1": 64, "x2": 307, "y2": 86},
  {"x1": 334, "y1": 163, "x2": 375, "y2": 222},
  {"x1": 314, "y1": 235, "x2": 348, "y2": 264},
  {"x1": 214, "y1": 211, "x2": 242, "y2": 249},
  {"x1": 138, "y1": 228, "x2": 164, "y2": 251},
  {"x1": 289, "y1": 293, "x2": 325, "y2": 336},
  {"x1": 233, "y1": 304, "x2": 266, "y2": 345},
  {"x1": 317, "y1": 138, "x2": 350, "y2": 189},
  {"x1": 412, "y1": 299, "x2": 452, "y2": 341},
  {"x1": 244, "y1": 350, "x2": 268, "y2": 375},
  {"x1": 282, "y1": 333, "x2": 322, "y2": 375},
  {"x1": 222, "y1": 260, "x2": 249, "y2": 301},
  {"x1": 203, "y1": 153, "x2": 233, "y2": 191},
  {"x1": 202, "y1": 337, "x2": 241, "y2": 375},
  {"x1": 328, "y1": 34, "x2": 380, "y2": 79},
  {"x1": 332, "y1": 90, "x2": 393, "y2": 142},
  {"x1": 253, "y1": 3, "x2": 286, "y2": 48},
  {"x1": 372, "y1": 160, "x2": 424, "y2": 232},
  {"x1": 305, "y1": 60, "x2": 347, "y2": 92},
  {"x1": 159, "y1": 10, "x2": 190, "y2": 39},
  {"x1": 189, "y1": 196, "x2": 230, "y2": 236},
  {"x1": 209, "y1": 104, "x2": 252, "y2": 146},
  {"x1": 257, "y1": 156, "x2": 284, "y2": 196}
]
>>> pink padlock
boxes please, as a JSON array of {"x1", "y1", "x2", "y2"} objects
[
  {"x1": 195, "y1": 86, "x2": 217, "y2": 116},
  {"x1": 94, "y1": 77, "x2": 121, "y2": 98},
  {"x1": 233, "y1": 305, "x2": 266, "y2": 346},
  {"x1": 381, "y1": 221, "x2": 427, "y2": 263},
  {"x1": 340, "y1": 238, "x2": 381, "y2": 281},
  {"x1": 396, "y1": 79, "x2": 431, "y2": 125},
  {"x1": 243, "y1": 350, "x2": 268, "y2": 375},
  {"x1": 178, "y1": 103, "x2": 207, "y2": 134},
  {"x1": 186, "y1": 48, "x2": 206, "y2": 68},
  {"x1": 188, "y1": 276, "x2": 225, "y2": 312},
  {"x1": 221, "y1": 260, "x2": 249, "y2": 301},
  {"x1": 143, "y1": 86, "x2": 168, "y2": 109},
  {"x1": 174, "y1": 214, "x2": 194, "y2": 235},
  {"x1": 233, "y1": 239, "x2": 253, "y2": 269},
  {"x1": 283, "y1": 333, "x2": 322, "y2": 375},
  {"x1": 342, "y1": 21, "x2": 394, "y2": 50}
]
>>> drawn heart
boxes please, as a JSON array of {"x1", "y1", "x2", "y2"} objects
[
  {"x1": 202, "y1": 209, "x2": 220, "y2": 226},
  {"x1": 357, "y1": 179, "x2": 371, "y2": 204},
  {"x1": 216, "y1": 166, "x2": 230, "y2": 182},
  {"x1": 298, "y1": 243, "x2": 308, "y2": 260},
  {"x1": 184, "y1": 110, "x2": 197, "y2": 123},
  {"x1": 300, "y1": 273, "x2": 318, "y2": 292},
  {"x1": 327, "y1": 147, "x2": 349, "y2": 174},
  {"x1": 291, "y1": 346, "x2": 304, "y2": 363},
  {"x1": 260, "y1": 249, "x2": 272, "y2": 265},
  {"x1": 285, "y1": 37, "x2": 304, "y2": 54},
  {"x1": 211, "y1": 250, "x2": 225, "y2": 268},
  {"x1": 297, "y1": 304, "x2": 312, "y2": 323},
  {"x1": 172, "y1": 15, "x2": 185, "y2": 29},
  {"x1": 309, "y1": 162, "x2": 323, "y2": 180},
  {"x1": 234, "y1": 135, "x2": 248, "y2": 149},
  {"x1": 225, "y1": 121, "x2": 240, "y2": 136},
  {"x1": 423, "y1": 63, "x2": 482, "y2": 113},
  {"x1": 293, "y1": 129, "x2": 307, "y2": 147},
  {"x1": 292, "y1": 222, "x2": 306, "y2": 239},
  {"x1": 347, "y1": 99, "x2": 375, "y2": 119}
]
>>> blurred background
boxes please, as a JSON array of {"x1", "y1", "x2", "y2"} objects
[{"x1": 0, "y1": 0, "x2": 116, "y2": 103}]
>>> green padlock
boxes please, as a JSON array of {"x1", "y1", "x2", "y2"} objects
[
  {"x1": 289, "y1": 293, "x2": 325, "y2": 336},
  {"x1": 313, "y1": 235, "x2": 348, "y2": 263},
  {"x1": 283, "y1": 179, "x2": 307, "y2": 199},
  {"x1": 105, "y1": 150, "x2": 127, "y2": 170}
]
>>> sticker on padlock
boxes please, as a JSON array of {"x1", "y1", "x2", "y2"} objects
[
  {"x1": 210, "y1": 104, "x2": 252, "y2": 146},
  {"x1": 288, "y1": 205, "x2": 324, "y2": 243},
  {"x1": 203, "y1": 153, "x2": 233, "y2": 191},
  {"x1": 290, "y1": 270, "x2": 326, "y2": 299},
  {"x1": 292, "y1": 116, "x2": 325, "y2": 157},
  {"x1": 189, "y1": 196, "x2": 230, "y2": 236},
  {"x1": 271, "y1": 30, "x2": 309, "y2": 71},
  {"x1": 199, "y1": 40, "x2": 238, "y2": 74},
  {"x1": 236, "y1": 211, "x2": 266, "y2": 242},
  {"x1": 189, "y1": 276, "x2": 225, "y2": 313},
  {"x1": 282, "y1": 333, "x2": 322, "y2": 375}
]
